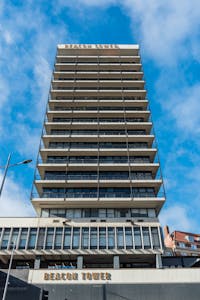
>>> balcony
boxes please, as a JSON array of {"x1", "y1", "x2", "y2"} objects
[
  {"x1": 50, "y1": 90, "x2": 147, "y2": 100},
  {"x1": 54, "y1": 63, "x2": 142, "y2": 72}
]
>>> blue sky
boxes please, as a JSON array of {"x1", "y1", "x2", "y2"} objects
[{"x1": 1, "y1": 0, "x2": 200, "y2": 233}]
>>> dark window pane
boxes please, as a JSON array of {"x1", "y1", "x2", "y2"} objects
[
  {"x1": 117, "y1": 227, "x2": 124, "y2": 249},
  {"x1": 54, "y1": 228, "x2": 63, "y2": 249},
  {"x1": 142, "y1": 227, "x2": 151, "y2": 249},
  {"x1": 28, "y1": 228, "x2": 37, "y2": 249},
  {"x1": 125, "y1": 227, "x2": 133, "y2": 249},
  {"x1": 90, "y1": 227, "x2": 97, "y2": 249},
  {"x1": 10, "y1": 228, "x2": 19, "y2": 249},
  {"x1": 45, "y1": 228, "x2": 54, "y2": 249},
  {"x1": 82, "y1": 227, "x2": 89, "y2": 249},
  {"x1": 19, "y1": 228, "x2": 28, "y2": 249},
  {"x1": 1, "y1": 228, "x2": 11, "y2": 249},
  {"x1": 72, "y1": 228, "x2": 80, "y2": 249},
  {"x1": 108, "y1": 227, "x2": 115, "y2": 249},
  {"x1": 99, "y1": 228, "x2": 106, "y2": 249},
  {"x1": 134, "y1": 227, "x2": 142, "y2": 249},
  {"x1": 37, "y1": 228, "x2": 45, "y2": 250},
  {"x1": 151, "y1": 227, "x2": 160, "y2": 249},
  {"x1": 64, "y1": 228, "x2": 71, "y2": 249}
]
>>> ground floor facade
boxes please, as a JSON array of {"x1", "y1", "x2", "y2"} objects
[{"x1": 1, "y1": 268, "x2": 200, "y2": 300}]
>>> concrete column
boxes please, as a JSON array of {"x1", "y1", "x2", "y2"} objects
[
  {"x1": 156, "y1": 254, "x2": 162, "y2": 269},
  {"x1": 113, "y1": 255, "x2": 120, "y2": 269},
  {"x1": 34, "y1": 256, "x2": 41, "y2": 269},
  {"x1": 77, "y1": 256, "x2": 83, "y2": 269}
]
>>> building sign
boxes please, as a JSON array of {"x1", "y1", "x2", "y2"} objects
[
  {"x1": 28, "y1": 269, "x2": 200, "y2": 285},
  {"x1": 44, "y1": 272, "x2": 111, "y2": 281},
  {"x1": 64, "y1": 44, "x2": 119, "y2": 49}
]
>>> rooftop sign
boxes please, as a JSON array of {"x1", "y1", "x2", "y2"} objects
[{"x1": 64, "y1": 44, "x2": 120, "y2": 49}]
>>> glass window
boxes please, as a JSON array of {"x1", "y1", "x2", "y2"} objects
[
  {"x1": 186, "y1": 235, "x2": 194, "y2": 242},
  {"x1": 191, "y1": 244, "x2": 197, "y2": 250},
  {"x1": 117, "y1": 227, "x2": 124, "y2": 249},
  {"x1": 1, "y1": 228, "x2": 11, "y2": 249},
  {"x1": 107, "y1": 209, "x2": 114, "y2": 218},
  {"x1": 108, "y1": 227, "x2": 115, "y2": 249},
  {"x1": 19, "y1": 228, "x2": 28, "y2": 249},
  {"x1": 63, "y1": 228, "x2": 71, "y2": 249},
  {"x1": 99, "y1": 228, "x2": 106, "y2": 249},
  {"x1": 66, "y1": 209, "x2": 73, "y2": 219},
  {"x1": 131, "y1": 209, "x2": 140, "y2": 217},
  {"x1": 142, "y1": 227, "x2": 151, "y2": 249},
  {"x1": 91, "y1": 209, "x2": 98, "y2": 217},
  {"x1": 84, "y1": 209, "x2": 90, "y2": 218},
  {"x1": 140, "y1": 209, "x2": 148, "y2": 217},
  {"x1": 41, "y1": 209, "x2": 49, "y2": 217},
  {"x1": 125, "y1": 227, "x2": 133, "y2": 249},
  {"x1": 120, "y1": 209, "x2": 129, "y2": 218},
  {"x1": 179, "y1": 242, "x2": 185, "y2": 248},
  {"x1": 45, "y1": 228, "x2": 54, "y2": 249},
  {"x1": 54, "y1": 228, "x2": 63, "y2": 249},
  {"x1": 90, "y1": 227, "x2": 97, "y2": 249},
  {"x1": 28, "y1": 228, "x2": 37, "y2": 249},
  {"x1": 148, "y1": 209, "x2": 156, "y2": 218},
  {"x1": 134, "y1": 227, "x2": 142, "y2": 249},
  {"x1": 74, "y1": 209, "x2": 81, "y2": 218},
  {"x1": 10, "y1": 228, "x2": 19, "y2": 249},
  {"x1": 37, "y1": 228, "x2": 45, "y2": 250},
  {"x1": 151, "y1": 227, "x2": 160, "y2": 249},
  {"x1": 72, "y1": 228, "x2": 80, "y2": 249},
  {"x1": 57, "y1": 209, "x2": 65, "y2": 218},
  {"x1": 50, "y1": 209, "x2": 58, "y2": 217},
  {"x1": 99, "y1": 209, "x2": 106, "y2": 218},
  {"x1": 81, "y1": 227, "x2": 89, "y2": 249}
]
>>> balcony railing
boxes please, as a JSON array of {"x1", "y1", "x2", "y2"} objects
[
  {"x1": 44, "y1": 157, "x2": 151, "y2": 164},
  {"x1": 52, "y1": 106, "x2": 144, "y2": 111},
  {"x1": 41, "y1": 173, "x2": 153, "y2": 181},
  {"x1": 34, "y1": 192, "x2": 158, "y2": 198},
  {"x1": 51, "y1": 118, "x2": 145, "y2": 123},
  {"x1": 55, "y1": 78, "x2": 141, "y2": 81},
  {"x1": 47, "y1": 143, "x2": 149, "y2": 149},
  {"x1": 53, "y1": 87, "x2": 142, "y2": 91},
  {"x1": 56, "y1": 70, "x2": 139, "y2": 73},
  {"x1": 56, "y1": 61, "x2": 139, "y2": 64},
  {"x1": 49, "y1": 130, "x2": 147, "y2": 136},
  {"x1": 53, "y1": 96, "x2": 143, "y2": 100}
]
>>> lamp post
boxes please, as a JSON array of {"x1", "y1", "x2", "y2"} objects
[
  {"x1": 0, "y1": 154, "x2": 32, "y2": 300},
  {"x1": 0, "y1": 153, "x2": 32, "y2": 197},
  {"x1": 2, "y1": 241, "x2": 16, "y2": 300}
]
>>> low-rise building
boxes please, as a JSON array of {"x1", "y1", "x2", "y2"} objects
[{"x1": 164, "y1": 226, "x2": 200, "y2": 256}]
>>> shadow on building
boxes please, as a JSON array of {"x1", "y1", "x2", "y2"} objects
[{"x1": 0, "y1": 270, "x2": 41, "y2": 300}]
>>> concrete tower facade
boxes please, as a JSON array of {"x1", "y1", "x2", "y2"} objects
[{"x1": 0, "y1": 44, "x2": 165, "y2": 270}]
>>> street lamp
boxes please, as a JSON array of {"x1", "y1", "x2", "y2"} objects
[
  {"x1": 0, "y1": 154, "x2": 32, "y2": 300},
  {"x1": 0, "y1": 153, "x2": 32, "y2": 197},
  {"x1": 2, "y1": 240, "x2": 16, "y2": 300}
]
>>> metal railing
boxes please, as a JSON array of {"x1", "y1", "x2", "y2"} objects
[{"x1": 32, "y1": 191, "x2": 161, "y2": 198}]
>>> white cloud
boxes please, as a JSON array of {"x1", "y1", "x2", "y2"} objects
[
  {"x1": 0, "y1": 171, "x2": 35, "y2": 217},
  {"x1": 160, "y1": 204, "x2": 197, "y2": 232},
  {"x1": 0, "y1": 77, "x2": 10, "y2": 109},
  {"x1": 33, "y1": 56, "x2": 51, "y2": 115},
  {"x1": 123, "y1": 0, "x2": 200, "y2": 64},
  {"x1": 169, "y1": 84, "x2": 200, "y2": 134},
  {"x1": 66, "y1": 0, "x2": 200, "y2": 65},
  {"x1": 58, "y1": 0, "x2": 117, "y2": 8},
  {"x1": 12, "y1": 123, "x2": 41, "y2": 158}
]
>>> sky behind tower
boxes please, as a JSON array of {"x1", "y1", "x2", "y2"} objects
[{"x1": 0, "y1": 0, "x2": 200, "y2": 232}]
